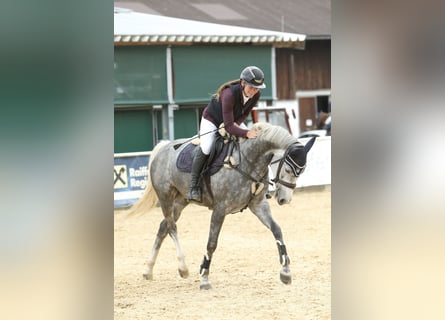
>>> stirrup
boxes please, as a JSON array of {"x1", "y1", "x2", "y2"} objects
[{"x1": 188, "y1": 187, "x2": 202, "y2": 202}]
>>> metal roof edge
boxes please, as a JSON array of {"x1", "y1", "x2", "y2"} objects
[
  {"x1": 114, "y1": 35, "x2": 305, "y2": 48},
  {"x1": 306, "y1": 35, "x2": 331, "y2": 40},
  {"x1": 114, "y1": 9, "x2": 306, "y2": 46}
]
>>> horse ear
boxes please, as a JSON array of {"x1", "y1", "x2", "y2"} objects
[{"x1": 304, "y1": 137, "x2": 316, "y2": 154}]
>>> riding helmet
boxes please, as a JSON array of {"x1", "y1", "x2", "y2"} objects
[{"x1": 240, "y1": 66, "x2": 266, "y2": 89}]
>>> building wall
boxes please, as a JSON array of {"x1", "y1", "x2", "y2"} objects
[
  {"x1": 114, "y1": 40, "x2": 331, "y2": 151},
  {"x1": 276, "y1": 39, "x2": 331, "y2": 131},
  {"x1": 276, "y1": 39, "x2": 331, "y2": 99}
]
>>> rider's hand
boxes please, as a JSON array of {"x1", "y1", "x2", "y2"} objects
[{"x1": 246, "y1": 129, "x2": 258, "y2": 139}]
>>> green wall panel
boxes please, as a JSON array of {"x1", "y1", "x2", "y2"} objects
[
  {"x1": 114, "y1": 109, "x2": 154, "y2": 153},
  {"x1": 172, "y1": 46, "x2": 272, "y2": 103},
  {"x1": 114, "y1": 45, "x2": 273, "y2": 152},
  {"x1": 173, "y1": 108, "x2": 198, "y2": 139},
  {"x1": 114, "y1": 46, "x2": 168, "y2": 104}
]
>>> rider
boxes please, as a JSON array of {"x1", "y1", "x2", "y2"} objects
[{"x1": 188, "y1": 66, "x2": 267, "y2": 202}]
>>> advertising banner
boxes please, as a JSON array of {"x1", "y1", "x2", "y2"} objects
[{"x1": 114, "y1": 152, "x2": 151, "y2": 208}]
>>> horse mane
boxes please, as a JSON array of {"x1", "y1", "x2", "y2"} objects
[
  {"x1": 125, "y1": 140, "x2": 169, "y2": 217},
  {"x1": 251, "y1": 122, "x2": 297, "y2": 148}
]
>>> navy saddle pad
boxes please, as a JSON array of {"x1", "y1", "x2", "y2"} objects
[{"x1": 176, "y1": 143, "x2": 229, "y2": 176}]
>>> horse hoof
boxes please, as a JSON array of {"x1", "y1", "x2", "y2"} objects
[
  {"x1": 178, "y1": 268, "x2": 189, "y2": 279},
  {"x1": 143, "y1": 273, "x2": 153, "y2": 280},
  {"x1": 280, "y1": 269, "x2": 292, "y2": 285},
  {"x1": 199, "y1": 283, "x2": 212, "y2": 290}
]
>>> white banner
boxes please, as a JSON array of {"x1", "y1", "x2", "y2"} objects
[{"x1": 296, "y1": 136, "x2": 331, "y2": 187}]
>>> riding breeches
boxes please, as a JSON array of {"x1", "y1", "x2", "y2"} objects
[
  {"x1": 199, "y1": 118, "x2": 248, "y2": 155},
  {"x1": 199, "y1": 118, "x2": 217, "y2": 155}
]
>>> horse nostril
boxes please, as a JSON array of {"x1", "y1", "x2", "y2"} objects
[{"x1": 278, "y1": 198, "x2": 286, "y2": 205}]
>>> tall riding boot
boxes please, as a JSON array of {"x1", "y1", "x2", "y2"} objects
[{"x1": 188, "y1": 147, "x2": 209, "y2": 202}]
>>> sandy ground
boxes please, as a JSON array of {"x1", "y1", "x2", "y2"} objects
[{"x1": 114, "y1": 186, "x2": 331, "y2": 320}]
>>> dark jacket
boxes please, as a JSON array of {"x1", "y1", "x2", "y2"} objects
[{"x1": 203, "y1": 83, "x2": 260, "y2": 137}]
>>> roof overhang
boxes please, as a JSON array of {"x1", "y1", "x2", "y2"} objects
[{"x1": 114, "y1": 8, "x2": 306, "y2": 49}]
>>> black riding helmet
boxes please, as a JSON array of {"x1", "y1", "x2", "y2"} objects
[{"x1": 240, "y1": 66, "x2": 266, "y2": 89}]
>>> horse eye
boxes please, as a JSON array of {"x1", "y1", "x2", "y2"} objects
[{"x1": 284, "y1": 168, "x2": 292, "y2": 174}]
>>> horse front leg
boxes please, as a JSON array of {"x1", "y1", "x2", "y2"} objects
[
  {"x1": 276, "y1": 239, "x2": 292, "y2": 285},
  {"x1": 249, "y1": 200, "x2": 292, "y2": 285},
  {"x1": 199, "y1": 210, "x2": 226, "y2": 290}
]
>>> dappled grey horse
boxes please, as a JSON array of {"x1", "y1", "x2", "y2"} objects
[{"x1": 132, "y1": 122, "x2": 316, "y2": 289}]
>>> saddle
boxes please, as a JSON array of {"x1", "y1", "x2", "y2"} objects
[{"x1": 176, "y1": 134, "x2": 237, "y2": 176}]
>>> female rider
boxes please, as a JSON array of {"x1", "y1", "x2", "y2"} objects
[{"x1": 188, "y1": 66, "x2": 266, "y2": 202}]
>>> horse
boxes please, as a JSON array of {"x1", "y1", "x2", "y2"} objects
[{"x1": 130, "y1": 122, "x2": 316, "y2": 289}]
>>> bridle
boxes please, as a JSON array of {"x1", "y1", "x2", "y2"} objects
[
  {"x1": 220, "y1": 140, "x2": 305, "y2": 214},
  {"x1": 270, "y1": 144, "x2": 306, "y2": 189}
]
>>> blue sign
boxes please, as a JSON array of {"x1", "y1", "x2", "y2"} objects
[{"x1": 114, "y1": 153, "x2": 151, "y2": 208}]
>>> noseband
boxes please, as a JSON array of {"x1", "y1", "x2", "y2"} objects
[{"x1": 271, "y1": 143, "x2": 306, "y2": 189}]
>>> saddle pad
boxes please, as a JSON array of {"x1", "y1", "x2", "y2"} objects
[{"x1": 176, "y1": 142, "x2": 229, "y2": 176}]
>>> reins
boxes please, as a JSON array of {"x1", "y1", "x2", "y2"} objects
[
  {"x1": 197, "y1": 127, "x2": 304, "y2": 214},
  {"x1": 173, "y1": 126, "x2": 223, "y2": 150},
  {"x1": 222, "y1": 138, "x2": 272, "y2": 213},
  {"x1": 223, "y1": 139, "x2": 270, "y2": 186}
]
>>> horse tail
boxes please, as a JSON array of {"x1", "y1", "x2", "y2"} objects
[{"x1": 125, "y1": 140, "x2": 170, "y2": 216}]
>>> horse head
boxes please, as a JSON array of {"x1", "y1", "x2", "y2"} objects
[{"x1": 271, "y1": 137, "x2": 316, "y2": 205}]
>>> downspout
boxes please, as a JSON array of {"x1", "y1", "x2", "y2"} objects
[
  {"x1": 166, "y1": 46, "x2": 176, "y2": 141},
  {"x1": 271, "y1": 47, "x2": 278, "y2": 104}
]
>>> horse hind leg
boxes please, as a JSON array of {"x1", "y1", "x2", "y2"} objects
[
  {"x1": 170, "y1": 197, "x2": 190, "y2": 278},
  {"x1": 169, "y1": 224, "x2": 189, "y2": 279},
  {"x1": 143, "y1": 218, "x2": 170, "y2": 280},
  {"x1": 143, "y1": 197, "x2": 189, "y2": 280}
]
